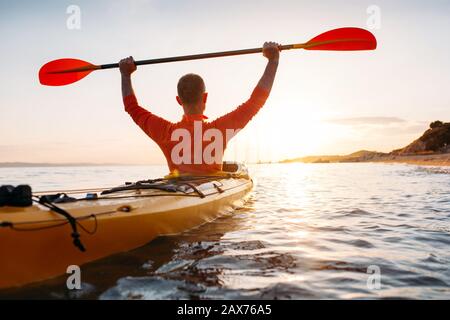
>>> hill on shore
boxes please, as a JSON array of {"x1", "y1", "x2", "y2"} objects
[
  {"x1": 281, "y1": 150, "x2": 386, "y2": 164},
  {"x1": 392, "y1": 121, "x2": 450, "y2": 155}
]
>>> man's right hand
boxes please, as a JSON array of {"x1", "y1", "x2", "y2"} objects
[
  {"x1": 262, "y1": 42, "x2": 280, "y2": 62},
  {"x1": 119, "y1": 56, "x2": 137, "y2": 76}
]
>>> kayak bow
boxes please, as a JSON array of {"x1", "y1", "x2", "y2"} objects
[{"x1": 0, "y1": 165, "x2": 252, "y2": 289}]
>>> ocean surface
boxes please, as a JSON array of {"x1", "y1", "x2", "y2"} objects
[{"x1": 1, "y1": 163, "x2": 449, "y2": 299}]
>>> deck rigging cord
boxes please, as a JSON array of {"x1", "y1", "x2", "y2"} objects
[
  {"x1": 36, "y1": 196, "x2": 86, "y2": 252},
  {"x1": 0, "y1": 175, "x2": 249, "y2": 252}
]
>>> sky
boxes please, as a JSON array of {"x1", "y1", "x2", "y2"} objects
[{"x1": 0, "y1": 0, "x2": 449, "y2": 164}]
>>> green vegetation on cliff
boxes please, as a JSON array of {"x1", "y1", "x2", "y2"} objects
[{"x1": 392, "y1": 121, "x2": 450, "y2": 155}]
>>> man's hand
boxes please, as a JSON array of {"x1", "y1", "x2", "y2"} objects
[
  {"x1": 119, "y1": 56, "x2": 137, "y2": 77},
  {"x1": 262, "y1": 42, "x2": 280, "y2": 62}
]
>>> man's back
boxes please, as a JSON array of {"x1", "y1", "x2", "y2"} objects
[
  {"x1": 123, "y1": 86, "x2": 269, "y2": 175},
  {"x1": 119, "y1": 41, "x2": 280, "y2": 175}
]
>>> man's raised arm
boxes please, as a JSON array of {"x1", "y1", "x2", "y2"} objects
[
  {"x1": 119, "y1": 56, "x2": 171, "y2": 143},
  {"x1": 120, "y1": 56, "x2": 137, "y2": 98},
  {"x1": 257, "y1": 41, "x2": 280, "y2": 93},
  {"x1": 211, "y1": 42, "x2": 280, "y2": 132}
]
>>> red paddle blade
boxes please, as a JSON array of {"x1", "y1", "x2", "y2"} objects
[
  {"x1": 39, "y1": 58, "x2": 99, "y2": 86},
  {"x1": 304, "y1": 27, "x2": 377, "y2": 51}
]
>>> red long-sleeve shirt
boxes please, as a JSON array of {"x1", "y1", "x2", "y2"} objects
[{"x1": 124, "y1": 86, "x2": 269, "y2": 174}]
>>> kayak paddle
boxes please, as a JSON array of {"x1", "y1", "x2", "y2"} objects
[{"x1": 39, "y1": 27, "x2": 377, "y2": 86}]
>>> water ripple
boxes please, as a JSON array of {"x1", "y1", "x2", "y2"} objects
[{"x1": 1, "y1": 163, "x2": 449, "y2": 299}]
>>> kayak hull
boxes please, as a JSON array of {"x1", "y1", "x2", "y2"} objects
[{"x1": 0, "y1": 177, "x2": 252, "y2": 289}]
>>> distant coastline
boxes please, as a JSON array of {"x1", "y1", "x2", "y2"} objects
[
  {"x1": 4, "y1": 121, "x2": 449, "y2": 168},
  {"x1": 281, "y1": 120, "x2": 450, "y2": 167},
  {"x1": 0, "y1": 162, "x2": 149, "y2": 168},
  {"x1": 280, "y1": 152, "x2": 450, "y2": 167}
]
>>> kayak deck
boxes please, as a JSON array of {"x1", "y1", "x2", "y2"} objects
[{"x1": 0, "y1": 174, "x2": 252, "y2": 289}]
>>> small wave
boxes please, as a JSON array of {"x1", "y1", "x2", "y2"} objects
[
  {"x1": 398, "y1": 275, "x2": 449, "y2": 287},
  {"x1": 324, "y1": 238, "x2": 375, "y2": 249},
  {"x1": 226, "y1": 240, "x2": 267, "y2": 251},
  {"x1": 414, "y1": 234, "x2": 450, "y2": 245},
  {"x1": 99, "y1": 277, "x2": 204, "y2": 300},
  {"x1": 421, "y1": 253, "x2": 450, "y2": 266},
  {"x1": 259, "y1": 282, "x2": 321, "y2": 299},
  {"x1": 336, "y1": 209, "x2": 373, "y2": 217},
  {"x1": 154, "y1": 259, "x2": 195, "y2": 274},
  {"x1": 314, "y1": 260, "x2": 368, "y2": 273},
  {"x1": 384, "y1": 236, "x2": 404, "y2": 243},
  {"x1": 50, "y1": 282, "x2": 96, "y2": 299},
  {"x1": 415, "y1": 167, "x2": 450, "y2": 175},
  {"x1": 275, "y1": 207, "x2": 303, "y2": 213},
  {"x1": 308, "y1": 225, "x2": 348, "y2": 233},
  {"x1": 363, "y1": 225, "x2": 391, "y2": 232},
  {"x1": 397, "y1": 213, "x2": 412, "y2": 218},
  {"x1": 422, "y1": 222, "x2": 450, "y2": 233},
  {"x1": 348, "y1": 239, "x2": 375, "y2": 248}
]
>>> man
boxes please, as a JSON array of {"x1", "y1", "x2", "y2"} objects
[{"x1": 119, "y1": 42, "x2": 280, "y2": 175}]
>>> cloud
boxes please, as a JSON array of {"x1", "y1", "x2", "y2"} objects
[{"x1": 326, "y1": 117, "x2": 407, "y2": 126}]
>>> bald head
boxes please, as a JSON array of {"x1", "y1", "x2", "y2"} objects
[{"x1": 177, "y1": 73, "x2": 206, "y2": 106}]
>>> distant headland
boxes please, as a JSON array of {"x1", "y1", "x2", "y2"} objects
[{"x1": 0, "y1": 162, "x2": 143, "y2": 168}]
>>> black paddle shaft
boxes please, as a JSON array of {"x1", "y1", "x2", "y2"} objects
[{"x1": 99, "y1": 44, "x2": 294, "y2": 70}]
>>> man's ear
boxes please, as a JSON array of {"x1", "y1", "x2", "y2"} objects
[
  {"x1": 203, "y1": 92, "x2": 208, "y2": 104},
  {"x1": 176, "y1": 96, "x2": 183, "y2": 106}
]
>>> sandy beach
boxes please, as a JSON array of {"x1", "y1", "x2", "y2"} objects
[
  {"x1": 371, "y1": 153, "x2": 450, "y2": 167},
  {"x1": 281, "y1": 153, "x2": 450, "y2": 167}
]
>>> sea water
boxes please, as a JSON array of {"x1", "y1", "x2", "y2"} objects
[{"x1": 0, "y1": 163, "x2": 449, "y2": 299}]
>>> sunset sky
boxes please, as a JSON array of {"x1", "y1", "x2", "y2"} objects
[{"x1": 1, "y1": 0, "x2": 449, "y2": 164}]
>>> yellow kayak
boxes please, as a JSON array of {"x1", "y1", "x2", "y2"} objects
[{"x1": 0, "y1": 164, "x2": 252, "y2": 289}]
